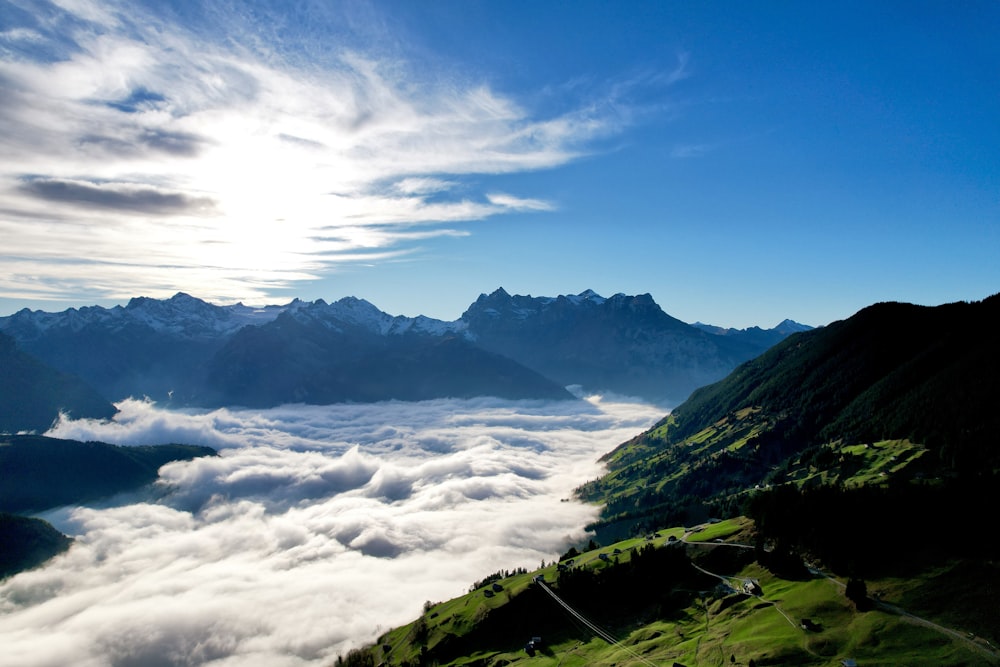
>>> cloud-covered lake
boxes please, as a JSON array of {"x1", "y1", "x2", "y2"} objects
[{"x1": 0, "y1": 395, "x2": 663, "y2": 666}]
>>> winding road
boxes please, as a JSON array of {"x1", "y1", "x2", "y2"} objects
[{"x1": 681, "y1": 527, "x2": 1000, "y2": 663}]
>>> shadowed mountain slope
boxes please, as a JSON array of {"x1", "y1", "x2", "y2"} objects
[
  {"x1": 0, "y1": 513, "x2": 72, "y2": 580},
  {"x1": 581, "y1": 294, "x2": 1000, "y2": 539},
  {"x1": 0, "y1": 435, "x2": 217, "y2": 514},
  {"x1": 461, "y1": 288, "x2": 801, "y2": 404},
  {"x1": 0, "y1": 332, "x2": 117, "y2": 433},
  {"x1": 668, "y1": 294, "x2": 1000, "y2": 465},
  {"x1": 201, "y1": 303, "x2": 574, "y2": 406}
]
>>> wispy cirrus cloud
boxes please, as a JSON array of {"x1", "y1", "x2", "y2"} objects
[
  {"x1": 670, "y1": 143, "x2": 715, "y2": 159},
  {"x1": 0, "y1": 0, "x2": 628, "y2": 306},
  {"x1": 486, "y1": 192, "x2": 556, "y2": 212}
]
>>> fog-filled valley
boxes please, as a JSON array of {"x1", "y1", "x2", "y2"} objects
[{"x1": 0, "y1": 395, "x2": 663, "y2": 666}]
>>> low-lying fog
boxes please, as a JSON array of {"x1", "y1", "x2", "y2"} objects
[{"x1": 0, "y1": 394, "x2": 663, "y2": 666}]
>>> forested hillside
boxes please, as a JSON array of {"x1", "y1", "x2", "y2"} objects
[
  {"x1": 667, "y1": 295, "x2": 1000, "y2": 469},
  {"x1": 0, "y1": 435, "x2": 216, "y2": 513},
  {"x1": 579, "y1": 295, "x2": 1000, "y2": 552},
  {"x1": 0, "y1": 513, "x2": 72, "y2": 580}
]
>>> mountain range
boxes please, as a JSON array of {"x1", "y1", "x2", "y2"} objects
[{"x1": 0, "y1": 289, "x2": 807, "y2": 424}]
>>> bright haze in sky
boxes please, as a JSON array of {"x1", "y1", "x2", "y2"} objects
[{"x1": 0, "y1": 0, "x2": 997, "y2": 328}]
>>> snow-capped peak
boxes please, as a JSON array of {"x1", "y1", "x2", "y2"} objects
[
  {"x1": 326, "y1": 297, "x2": 395, "y2": 334},
  {"x1": 566, "y1": 289, "x2": 606, "y2": 305},
  {"x1": 0, "y1": 293, "x2": 296, "y2": 339}
]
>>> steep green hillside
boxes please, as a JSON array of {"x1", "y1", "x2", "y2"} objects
[
  {"x1": 579, "y1": 295, "x2": 1000, "y2": 541},
  {"x1": 338, "y1": 521, "x2": 999, "y2": 666},
  {"x1": 670, "y1": 296, "x2": 1000, "y2": 466}
]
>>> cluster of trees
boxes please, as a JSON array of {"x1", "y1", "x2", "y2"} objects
[
  {"x1": 334, "y1": 648, "x2": 374, "y2": 667},
  {"x1": 555, "y1": 543, "x2": 711, "y2": 625},
  {"x1": 468, "y1": 566, "x2": 529, "y2": 593},
  {"x1": 0, "y1": 513, "x2": 72, "y2": 579},
  {"x1": 745, "y1": 474, "x2": 1000, "y2": 576}
]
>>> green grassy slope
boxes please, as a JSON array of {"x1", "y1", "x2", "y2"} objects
[{"x1": 339, "y1": 520, "x2": 999, "y2": 666}]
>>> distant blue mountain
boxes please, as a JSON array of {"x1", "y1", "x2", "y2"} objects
[{"x1": 691, "y1": 318, "x2": 813, "y2": 351}]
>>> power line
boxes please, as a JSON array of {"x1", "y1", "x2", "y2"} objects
[{"x1": 536, "y1": 580, "x2": 660, "y2": 667}]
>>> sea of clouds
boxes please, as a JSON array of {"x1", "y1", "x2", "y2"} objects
[{"x1": 0, "y1": 395, "x2": 664, "y2": 666}]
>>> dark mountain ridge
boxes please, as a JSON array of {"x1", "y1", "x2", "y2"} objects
[
  {"x1": 0, "y1": 293, "x2": 292, "y2": 404},
  {"x1": 0, "y1": 513, "x2": 72, "y2": 580},
  {"x1": 0, "y1": 434, "x2": 217, "y2": 514},
  {"x1": 0, "y1": 435, "x2": 217, "y2": 579},
  {"x1": 691, "y1": 317, "x2": 811, "y2": 350}
]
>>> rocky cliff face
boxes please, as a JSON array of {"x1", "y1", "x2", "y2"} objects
[{"x1": 460, "y1": 288, "x2": 773, "y2": 405}]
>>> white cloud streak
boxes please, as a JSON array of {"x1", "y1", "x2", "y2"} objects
[
  {"x1": 0, "y1": 0, "x2": 623, "y2": 306},
  {"x1": 0, "y1": 396, "x2": 664, "y2": 666}
]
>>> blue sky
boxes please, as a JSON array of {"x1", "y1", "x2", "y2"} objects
[{"x1": 1, "y1": 0, "x2": 996, "y2": 328}]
